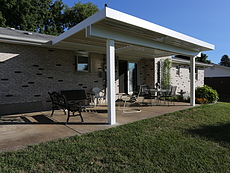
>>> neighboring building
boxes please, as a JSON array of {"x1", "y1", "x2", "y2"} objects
[
  {"x1": 0, "y1": 7, "x2": 214, "y2": 124},
  {"x1": 205, "y1": 64, "x2": 230, "y2": 97}
]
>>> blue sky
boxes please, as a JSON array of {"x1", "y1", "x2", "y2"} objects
[{"x1": 62, "y1": 0, "x2": 230, "y2": 64}]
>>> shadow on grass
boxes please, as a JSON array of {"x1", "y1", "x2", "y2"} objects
[{"x1": 188, "y1": 123, "x2": 230, "y2": 144}]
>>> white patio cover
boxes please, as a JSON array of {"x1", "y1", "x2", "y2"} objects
[{"x1": 52, "y1": 7, "x2": 214, "y2": 125}]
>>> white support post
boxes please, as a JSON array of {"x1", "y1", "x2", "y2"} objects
[
  {"x1": 190, "y1": 53, "x2": 200, "y2": 106},
  {"x1": 106, "y1": 39, "x2": 116, "y2": 125},
  {"x1": 190, "y1": 56, "x2": 195, "y2": 106}
]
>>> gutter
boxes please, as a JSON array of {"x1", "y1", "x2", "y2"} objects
[{"x1": 172, "y1": 58, "x2": 213, "y2": 67}]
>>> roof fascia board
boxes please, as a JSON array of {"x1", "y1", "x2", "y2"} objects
[
  {"x1": 0, "y1": 34, "x2": 50, "y2": 44},
  {"x1": 88, "y1": 24, "x2": 200, "y2": 57},
  {"x1": 52, "y1": 8, "x2": 107, "y2": 45},
  {"x1": 105, "y1": 8, "x2": 214, "y2": 51}
]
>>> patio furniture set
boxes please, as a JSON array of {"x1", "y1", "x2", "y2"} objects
[
  {"x1": 117, "y1": 85, "x2": 178, "y2": 113},
  {"x1": 48, "y1": 88, "x2": 106, "y2": 124},
  {"x1": 48, "y1": 85, "x2": 177, "y2": 123}
]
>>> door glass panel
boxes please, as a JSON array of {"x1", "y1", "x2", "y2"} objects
[{"x1": 128, "y1": 63, "x2": 137, "y2": 94}]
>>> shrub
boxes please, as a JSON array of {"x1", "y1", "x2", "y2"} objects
[{"x1": 195, "y1": 85, "x2": 219, "y2": 103}]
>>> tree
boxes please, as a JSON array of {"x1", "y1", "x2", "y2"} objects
[
  {"x1": 0, "y1": 11, "x2": 6, "y2": 26},
  {"x1": 0, "y1": 0, "x2": 99, "y2": 35},
  {"x1": 219, "y1": 55, "x2": 230, "y2": 67},
  {"x1": 38, "y1": 0, "x2": 66, "y2": 35},
  {"x1": 63, "y1": 2, "x2": 99, "y2": 30},
  {"x1": 195, "y1": 53, "x2": 211, "y2": 64}
]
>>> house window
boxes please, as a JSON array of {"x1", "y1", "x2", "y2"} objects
[
  {"x1": 75, "y1": 55, "x2": 90, "y2": 72},
  {"x1": 176, "y1": 65, "x2": 180, "y2": 76}
]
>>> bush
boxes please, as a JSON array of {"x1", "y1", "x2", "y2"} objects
[{"x1": 195, "y1": 85, "x2": 219, "y2": 104}]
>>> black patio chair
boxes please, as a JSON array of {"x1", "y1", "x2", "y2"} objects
[
  {"x1": 140, "y1": 85, "x2": 158, "y2": 105},
  {"x1": 48, "y1": 91, "x2": 84, "y2": 124},
  {"x1": 160, "y1": 86, "x2": 177, "y2": 106}
]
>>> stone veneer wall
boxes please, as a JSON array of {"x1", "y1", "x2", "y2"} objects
[{"x1": 0, "y1": 42, "x2": 105, "y2": 114}]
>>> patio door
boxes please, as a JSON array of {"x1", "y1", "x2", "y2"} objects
[{"x1": 119, "y1": 60, "x2": 138, "y2": 94}]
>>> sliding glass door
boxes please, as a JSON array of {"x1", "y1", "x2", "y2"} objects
[
  {"x1": 128, "y1": 62, "x2": 137, "y2": 94},
  {"x1": 119, "y1": 60, "x2": 138, "y2": 94}
]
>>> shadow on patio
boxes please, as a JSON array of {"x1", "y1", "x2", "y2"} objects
[{"x1": 0, "y1": 102, "x2": 191, "y2": 152}]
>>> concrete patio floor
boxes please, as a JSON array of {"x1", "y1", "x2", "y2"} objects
[{"x1": 0, "y1": 102, "x2": 192, "y2": 152}]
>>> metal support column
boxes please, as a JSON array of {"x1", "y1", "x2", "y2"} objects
[
  {"x1": 106, "y1": 39, "x2": 116, "y2": 125},
  {"x1": 190, "y1": 53, "x2": 200, "y2": 106}
]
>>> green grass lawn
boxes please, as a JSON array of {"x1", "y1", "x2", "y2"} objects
[{"x1": 1, "y1": 103, "x2": 230, "y2": 172}]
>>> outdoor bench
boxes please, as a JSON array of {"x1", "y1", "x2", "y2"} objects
[
  {"x1": 60, "y1": 89, "x2": 88, "y2": 104},
  {"x1": 48, "y1": 90, "x2": 88, "y2": 124}
]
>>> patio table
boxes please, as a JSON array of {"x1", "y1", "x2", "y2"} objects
[{"x1": 149, "y1": 89, "x2": 171, "y2": 105}]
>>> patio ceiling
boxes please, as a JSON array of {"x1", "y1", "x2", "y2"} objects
[{"x1": 52, "y1": 7, "x2": 214, "y2": 61}]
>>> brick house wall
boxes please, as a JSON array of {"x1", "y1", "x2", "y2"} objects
[
  {"x1": 154, "y1": 57, "x2": 205, "y2": 95},
  {"x1": 139, "y1": 58, "x2": 155, "y2": 88},
  {"x1": 0, "y1": 42, "x2": 105, "y2": 114},
  {"x1": 171, "y1": 64, "x2": 204, "y2": 93},
  {"x1": 0, "y1": 41, "x2": 206, "y2": 115}
]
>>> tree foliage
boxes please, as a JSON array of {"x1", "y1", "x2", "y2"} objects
[
  {"x1": 175, "y1": 53, "x2": 211, "y2": 64},
  {"x1": 64, "y1": 2, "x2": 99, "y2": 30},
  {"x1": 195, "y1": 53, "x2": 211, "y2": 64},
  {"x1": 219, "y1": 55, "x2": 230, "y2": 67},
  {"x1": 0, "y1": 0, "x2": 99, "y2": 35}
]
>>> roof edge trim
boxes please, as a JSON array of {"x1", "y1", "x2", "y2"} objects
[
  {"x1": 0, "y1": 34, "x2": 50, "y2": 44},
  {"x1": 172, "y1": 58, "x2": 213, "y2": 67},
  {"x1": 105, "y1": 8, "x2": 214, "y2": 50}
]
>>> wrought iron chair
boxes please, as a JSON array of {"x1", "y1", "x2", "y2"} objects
[
  {"x1": 140, "y1": 85, "x2": 158, "y2": 105},
  {"x1": 160, "y1": 86, "x2": 177, "y2": 106},
  {"x1": 48, "y1": 91, "x2": 84, "y2": 124}
]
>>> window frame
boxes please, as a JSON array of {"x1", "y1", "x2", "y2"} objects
[{"x1": 75, "y1": 54, "x2": 90, "y2": 73}]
